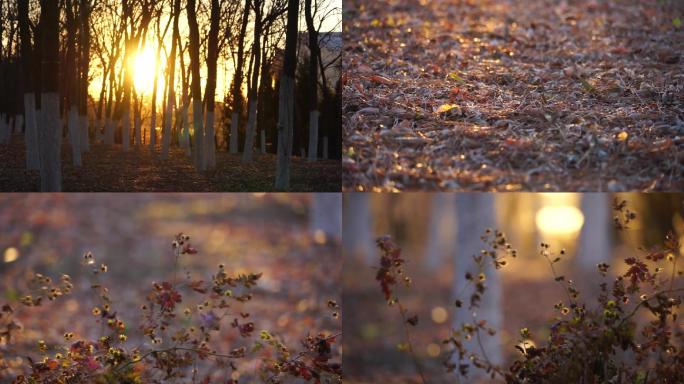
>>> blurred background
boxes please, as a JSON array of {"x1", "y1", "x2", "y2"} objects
[
  {"x1": 0, "y1": 193, "x2": 341, "y2": 381},
  {"x1": 343, "y1": 193, "x2": 684, "y2": 383}
]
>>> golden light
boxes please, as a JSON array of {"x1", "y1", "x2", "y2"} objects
[
  {"x1": 3, "y1": 247, "x2": 19, "y2": 263},
  {"x1": 132, "y1": 46, "x2": 157, "y2": 94},
  {"x1": 313, "y1": 230, "x2": 327, "y2": 245},
  {"x1": 426, "y1": 343, "x2": 441, "y2": 357},
  {"x1": 431, "y1": 306, "x2": 448, "y2": 324},
  {"x1": 535, "y1": 206, "x2": 584, "y2": 236}
]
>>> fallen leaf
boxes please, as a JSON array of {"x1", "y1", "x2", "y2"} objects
[
  {"x1": 435, "y1": 103, "x2": 461, "y2": 114},
  {"x1": 447, "y1": 72, "x2": 466, "y2": 83},
  {"x1": 616, "y1": 131, "x2": 628, "y2": 141},
  {"x1": 369, "y1": 74, "x2": 396, "y2": 85}
]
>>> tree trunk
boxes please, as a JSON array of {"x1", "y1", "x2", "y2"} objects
[
  {"x1": 425, "y1": 194, "x2": 456, "y2": 270},
  {"x1": 343, "y1": 193, "x2": 374, "y2": 263},
  {"x1": 242, "y1": 5, "x2": 263, "y2": 163},
  {"x1": 578, "y1": 194, "x2": 611, "y2": 271},
  {"x1": 65, "y1": 0, "x2": 81, "y2": 166},
  {"x1": 133, "y1": 90, "x2": 142, "y2": 146},
  {"x1": 311, "y1": 193, "x2": 342, "y2": 240},
  {"x1": 79, "y1": 0, "x2": 91, "y2": 153},
  {"x1": 187, "y1": 0, "x2": 205, "y2": 171},
  {"x1": 203, "y1": 0, "x2": 220, "y2": 169},
  {"x1": 18, "y1": 0, "x2": 39, "y2": 170},
  {"x1": 38, "y1": 0, "x2": 62, "y2": 191},
  {"x1": 453, "y1": 194, "x2": 502, "y2": 372},
  {"x1": 230, "y1": 0, "x2": 251, "y2": 154},
  {"x1": 162, "y1": 0, "x2": 180, "y2": 160},
  {"x1": 275, "y1": 0, "x2": 299, "y2": 190},
  {"x1": 305, "y1": 0, "x2": 319, "y2": 161}
]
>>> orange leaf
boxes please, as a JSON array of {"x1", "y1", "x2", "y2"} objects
[{"x1": 369, "y1": 75, "x2": 396, "y2": 86}]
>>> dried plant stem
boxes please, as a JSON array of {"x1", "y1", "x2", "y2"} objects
[{"x1": 398, "y1": 302, "x2": 428, "y2": 384}]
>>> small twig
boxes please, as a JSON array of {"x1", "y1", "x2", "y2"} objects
[{"x1": 397, "y1": 302, "x2": 428, "y2": 384}]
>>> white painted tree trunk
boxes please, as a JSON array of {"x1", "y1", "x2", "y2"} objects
[
  {"x1": 161, "y1": 99, "x2": 172, "y2": 160},
  {"x1": 38, "y1": 93, "x2": 62, "y2": 191},
  {"x1": 105, "y1": 118, "x2": 114, "y2": 145},
  {"x1": 425, "y1": 194, "x2": 456, "y2": 270},
  {"x1": 24, "y1": 94, "x2": 40, "y2": 169},
  {"x1": 80, "y1": 115, "x2": 89, "y2": 152},
  {"x1": 229, "y1": 112, "x2": 239, "y2": 153},
  {"x1": 68, "y1": 106, "x2": 82, "y2": 166},
  {"x1": 193, "y1": 98, "x2": 205, "y2": 171},
  {"x1": 121, "y1": 109, "x2": 130, "y2": 152},
  {"x1": 454, "y1": 194, "x2": 502, "y2": 371},
  {"x1": 134, "y1": 106, "x2": 142, "y2": 146},
  {"x1": 181, "y1": 104, "x2": 190, "y2": 157},
  {"x1": 578, "y1": 193, "x2": 611, "y2": 271},
  {"x1": 307, "y1": 110, "x2": 319, "y2": 161},
  {"x1": 343, "y1": 193, "x2": 375, "y2": 264},
  {"x1": 310, "y1": 193, "x2": 342, "y2": 240},
  {"x1": 242, "y1": 98, "x2": 258, "y2": 162},
  {"x1": 275, "y1": 76, "x2": 295, "y2": 189},
  {"x1": 204, "y1": 110, "x2": 216, "y2": 168},
  {"x1": 322, "y1": 136, "x2": 328, "y2": 159}
]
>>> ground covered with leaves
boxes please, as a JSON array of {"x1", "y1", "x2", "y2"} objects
[
  {"x1": 343, "y1": 0, "x2": 684, "y2": 191},
  {"x1": 0, "y1": 194, "x2": 341, "y2": 382},
  {"x1": 0, "y1": 137, "x2": 341, "y2": 191}
]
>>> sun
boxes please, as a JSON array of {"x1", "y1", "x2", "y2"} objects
[{"x1": 132, "y1": 46, "x2": 157, "y2": 94}]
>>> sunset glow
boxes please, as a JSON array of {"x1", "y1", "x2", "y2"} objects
[{"x1": 132, "y1": 46, "x2": 158, "y2": 94}]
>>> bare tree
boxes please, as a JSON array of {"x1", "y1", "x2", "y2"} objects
[
  {"x1": 229, "y1": 0, "x2": 250, "y2": 154},
  {"x1": 18, "y1": 0, "x2": 39, "y2": 170},
  {"x1": 304, "y1": 0, "x2": 319, "y2": 161},
  {"x1": 274, "y1": 0, "x2": 299, "y2": 189},
  {"x1": 65, "y1": 0, "x2": 82, "y2": 166},
  {"x1": 161, "y1": 0, "x2": 180, "y2": 159},
  {"x1": 187, "y1": 0, "x2": 205, "y2": 170},
  {"x1": 38, "y1": 0, "x2": 62, "y2": 191},
  {"x1": 203, "y1": 0, "x2": 221, "y2": 169}
]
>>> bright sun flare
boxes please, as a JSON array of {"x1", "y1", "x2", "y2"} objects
[{"x1": 132, "y1": 47, "x2": 157, "y2": 94}]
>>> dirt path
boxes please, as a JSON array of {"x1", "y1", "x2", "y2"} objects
[
  {"x1": 343, "y1": 0, "x2": 684, "y2": 191},
  {"x1": 0, "y1": 136, "x2": 341, "y2": 191}
]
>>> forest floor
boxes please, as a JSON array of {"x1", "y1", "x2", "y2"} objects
[
  {"x1": 0, "y1": 194, "x2": 341, "y2": 382},
  {"x1": 343, "y1": 0, "x2": 684, "y2": 192},
  {"x1": 0, "y1": 136, "x2": 341, "y2": 192}
]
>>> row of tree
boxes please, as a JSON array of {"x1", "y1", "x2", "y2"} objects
[{"x1": 0, "y1": 0, "x2": 341, "y2": 191}]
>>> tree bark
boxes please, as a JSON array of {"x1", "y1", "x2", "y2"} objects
[
  {"x1": 79, "y1": 0, "x2": 91, "y2": 153},
  {"x1": 305, "y1": 0, "x2": 320, "y2": 161},
  {"x1": 18, "y1": 0, "x2": 39, "y2": 170},
  {"x1": 311, "y1": 193, "x2": 342, "y2": 240},
  {"x1": 275, "y1": 0, "x2": 299, "y2": 190},
  {"x1": 453, "y1": 194, "x2": 502, "y2": 373},
  {"x1": 425, "y1": 194, "x2": 456, "y2": 270},
  {"x1": 65, "y1": 0, "x2": 82, "y2": 166},
  {"x1": 187, "y1": 0, "x2": 205, "y2": 171},
  {"x1": 162, "y1": 0, "x2": 180, "y2": 160},
  {"x1": 578, "y1": 194, "x2": 611, "y2": 271},
  {"x1": 343, "y1": 193, "x2": 374, "y2": 263},
  {"x1": 242, "y1": 3, "x2": 263, "y2": 163},
  {"x1": 203, "y1": 0, "x2": 220, "y2": 169},
  {"x1": 230, "y1": 0, "x2": 251, "y2": 154},
  {"x1": 38, "y1": 0, "x2": 62, "y2": 191}
]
